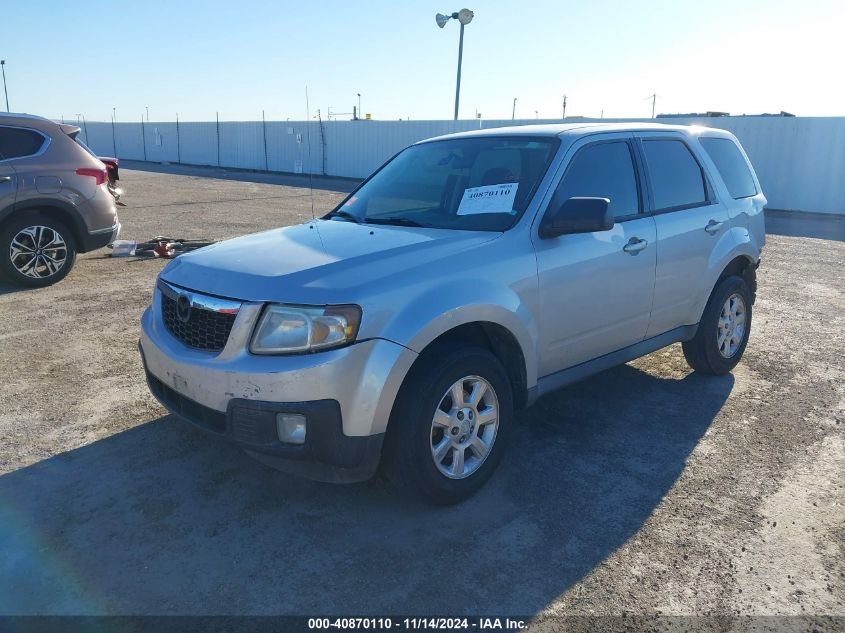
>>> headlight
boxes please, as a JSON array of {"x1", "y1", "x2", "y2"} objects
[{"x1": 250, "y1": 304, "x2": 362, "y2": 354}]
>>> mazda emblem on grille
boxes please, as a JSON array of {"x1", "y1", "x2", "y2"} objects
[{"x1": 176, "y1": 294, "x2": 192, "y2": 323}]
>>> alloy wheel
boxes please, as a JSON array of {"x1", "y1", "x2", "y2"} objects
[
  {"x1": 430, "y1": 375, "x2": 499, "y2": 479},
  {"x1": 717, "y1": 293, "x2": 747, "y2": 358},
  {"x1": 9, "y1": 225, "x2": 68, "y2": 279}
]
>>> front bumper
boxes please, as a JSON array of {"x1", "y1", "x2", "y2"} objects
[
  {"x1": 141, "y1": 347, "x2": 384, "y2": 482},
  {"x1": 139, "y1": 286, "x2": 418, "y2": 481}
]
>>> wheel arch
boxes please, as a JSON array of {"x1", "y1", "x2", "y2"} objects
[
  {"x1": 717, "y1": 253, "x2": 757, "y2": 292},
  {"x1": 401, "y1": 320, "x2": 531, "y2": 410},
  {"x1": 690, "y1": 251, "x2": 758, "y2": 327},
  {"x1": 0, "y1": 199, "x2": 87, "y2": 250}
]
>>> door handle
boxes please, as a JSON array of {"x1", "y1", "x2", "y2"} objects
[
  {"x1": 0, "y1": 176, "x2": 11, "y2": 183},
  {"x1": 705, "y1": 219, "x2": 724, "y2": 234},
  {"x1": 623, "y1": 237, "x2": 648, "y2": 255}
]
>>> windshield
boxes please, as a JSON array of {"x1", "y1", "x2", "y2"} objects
[{"x1": 327, "y1": 136, "x2": 558, "y2": 231}]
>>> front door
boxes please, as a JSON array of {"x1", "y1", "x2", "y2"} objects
[{"x1": 532, "y1": 135, "x2": 657, "y2": 377}]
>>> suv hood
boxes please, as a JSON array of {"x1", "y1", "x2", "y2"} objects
[{"x1": 159, "y1": 219, "x2": 500, "y2": 304}]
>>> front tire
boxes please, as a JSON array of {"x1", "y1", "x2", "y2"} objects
[
  {"x1": 383, "y1": 345, "x2": 513, "y2": 505},
  {"x1": 0, "y1": 214, "x2": 77, "y2": 287},
  {"x1": 682, "y1": 275, "x2": 752, "y2": 375}
]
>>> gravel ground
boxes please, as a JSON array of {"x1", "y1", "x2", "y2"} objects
[{"x1": 0, "y1": 164, "x2": 842, "y2": 624}]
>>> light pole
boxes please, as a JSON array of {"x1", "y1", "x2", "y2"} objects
[
  {"x1": 357, "y1": 93, "x2": 361, "y2": 120},
  {"x1": 110, "y1": 109, "x2": 117, "y2": 156},
  {"x1": 512, "y1": 97, "x2": 517, "y2": 120},
  {"x1": 1, "y1": 60, "x2": 9, "y2": 112},
  {"x1": 645, "y1": 93, "x2": 659, "y2": 118},
  {"x1": 145, "y1": 106, "x2": 150, "y2": 121},
  {"x1": 436, "y1": 8, "x2": 474, "y2": 120}
]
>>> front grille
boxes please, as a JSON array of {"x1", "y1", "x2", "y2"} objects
[{"x1": 161, "y1": 293, "x2": 237, "y2": 352}]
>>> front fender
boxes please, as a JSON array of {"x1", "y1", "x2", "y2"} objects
[{"x1": 374, "y1": 278, "x2": 539, "y2": 389}]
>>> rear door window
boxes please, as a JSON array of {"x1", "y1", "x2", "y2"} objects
[
  {"x1": 641, "y1": 139, "x2": 708, "y2": 211},
  {"x1": 0, "y1": 127, "x2": 46, "y2": 160},
  {"x1": 552, "y1": 141, "x2": 640, "y2": 219},
  {"x1": 699, "y1": 137, "x2": 757, "y2": 199}
]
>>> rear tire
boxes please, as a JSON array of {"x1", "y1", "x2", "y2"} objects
[
  {"x1": 682, "y1": 275, "x2": 752, "y2": 375},
  {"x1": 0, "y1": 213, "x2": 77, "y2": 288},
  {"x1": 383, "y1": 344, "x2": 513, "y2": 505}
]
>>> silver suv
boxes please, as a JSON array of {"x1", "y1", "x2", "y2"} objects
[
  {"x1": 140, "y1": 123, "x2": 765, "y2": 504},
  {"x1": 0, "y1": 113, "x2": 120, "y2": 287}
]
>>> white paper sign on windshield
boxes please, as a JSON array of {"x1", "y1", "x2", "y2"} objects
[{"x1": 456, "y1": 182, "x2": 518, "y2": 215}]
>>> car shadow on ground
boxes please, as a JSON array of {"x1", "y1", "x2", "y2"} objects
[
  {"x1": 0, "y1": 283, "x2": 30, "y2": 296},
  {"x1": 0, "y1": 363, "x2": 733, "y2": 615}
]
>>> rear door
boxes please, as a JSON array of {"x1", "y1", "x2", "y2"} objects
[
  {"x1": 532, "y1": 133, "x2": 657, "y2": 376},
  {"x1": 0, "y1": 125, "x2": 49, "y2": 213},
  {"x1": 634, "y1": 132, "x2": 730, "y2": 337}
]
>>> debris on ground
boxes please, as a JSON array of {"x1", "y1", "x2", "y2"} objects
[{"x1": 109, "y1": 236, "x2": 216, "y2": 259}]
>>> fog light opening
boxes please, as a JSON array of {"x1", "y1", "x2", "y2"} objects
[{"x1": 276, "y1": 413, "x2": 307, "y2": 445}]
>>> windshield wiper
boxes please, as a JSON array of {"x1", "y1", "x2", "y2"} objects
[
  {"x1": 365, "y1": 217, "x2": 427, "y2": 227},
  {"x1": 328, "y1": 210, "x2": 363, "y2": 224}
]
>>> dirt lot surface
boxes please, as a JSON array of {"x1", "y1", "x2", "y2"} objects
[{"x1": 0, "y1": 164, "x2": 842, "y2": 623}]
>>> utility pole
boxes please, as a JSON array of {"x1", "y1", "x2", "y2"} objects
[
  {"x1": 0, "y1": 60, "x2": 8, "y2": 112},
  {"x1": 512, "y1": 97, "x2": 517, "y2": 120},
  {"x1": 562, "y1": 94, "x2": 567, "y2": 119},
  {"x1": 647, "y1": 93, "x2": 659, "y2": 118}
]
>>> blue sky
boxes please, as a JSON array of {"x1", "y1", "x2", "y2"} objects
[{"x1": 3, "y1": 0, "x2": 843, "y2": 122}]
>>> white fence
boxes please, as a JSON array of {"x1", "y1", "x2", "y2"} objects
[{"x1": 75, "y1": 116, "x2": 845, "y2": 214}]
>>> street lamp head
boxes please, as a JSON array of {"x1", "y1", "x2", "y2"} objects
[{"x1": 437, "y1": 9, "x2": 473, "y2": 27}]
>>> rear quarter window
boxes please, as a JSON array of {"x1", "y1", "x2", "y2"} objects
[
  {"x1": 0, "y1": 126, "x2": 46, "y2": 160},
  {"x1": 699, "y1": 137, "x2": 758, "y2": 199}
]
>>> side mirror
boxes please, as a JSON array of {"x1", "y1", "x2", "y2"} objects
[{"x1": 539, "y1": 197, "x2": 614, "y2": 238}]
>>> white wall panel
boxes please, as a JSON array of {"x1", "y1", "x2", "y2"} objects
[{"x1": 77, "y1": 117, "x2": 845, "y2": 214}]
